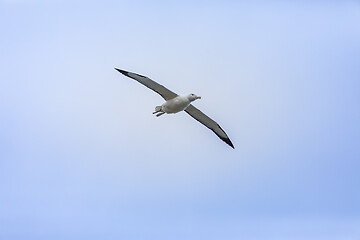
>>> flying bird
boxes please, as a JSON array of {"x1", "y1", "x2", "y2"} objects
[{"x1": 115, "y1": 68, "x2": 234, "y2": 149}]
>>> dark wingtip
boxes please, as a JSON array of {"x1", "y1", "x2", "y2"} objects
[
  {"x1": 114, "y1": 68, "x2": 130, "y2": 77},
  {"x1": 114, "y1": 68, "x2": 147, "y2": 78},
  {"x1": 216, "y1": 124, "x2": 234, "y2": 149},
  {"x1": 223, "y1": 137, "x2": 235, "y2": 149}
]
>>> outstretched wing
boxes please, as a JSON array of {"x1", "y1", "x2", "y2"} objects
[
  {"x1": 115, "y1": 68, "x2": 178, "y2": 100},
  {"x1": 185, "y1": 105, "x2": 234, "y2": 149}
]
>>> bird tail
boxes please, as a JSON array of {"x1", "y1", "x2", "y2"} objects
[{"x1": 155, "y1": 106, "x2": 162, "y2": 112}]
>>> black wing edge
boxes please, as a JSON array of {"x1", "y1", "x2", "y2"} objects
[
  {"x1": 186, "y1": 109, "x2": 235, "y2": 149},
  {"x1": 215, "y1": 124, "x2": 234, "y2": 149},
  {"x1": 114, "y1": 68, "x2": 147, "y2": 78},
  {"x1": 114, "y1": 68, "x2": 178, "y2": 100}
]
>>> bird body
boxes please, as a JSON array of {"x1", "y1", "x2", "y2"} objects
[
  {"x1": 115, "y1": 68, "x2": 234, "y2": 148},
  {"x1": 160, "y1": 94, "x2": 201, "y2": 114}
]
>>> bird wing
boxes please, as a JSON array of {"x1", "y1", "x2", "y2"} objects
[
  {"x1": 115, "y1": 68, "x2": 178, "y2": 100},
  {"x1": 185, "y1": 105, "x2": 234, "y2": 149}
]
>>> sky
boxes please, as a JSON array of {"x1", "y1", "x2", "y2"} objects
[{"x1": 1, "y1": 0, "x2": 360, "y2": 239}]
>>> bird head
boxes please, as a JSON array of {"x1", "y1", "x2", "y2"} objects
[{"x1": 188, "y1": 93, "x2": 201, "y2": 102}]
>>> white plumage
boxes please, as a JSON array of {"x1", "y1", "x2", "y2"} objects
[{"x1": 115, "y1": 68, "x2": 234, "y2": 149}]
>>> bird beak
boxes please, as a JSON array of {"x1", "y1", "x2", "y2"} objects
[{"x1": 197, "y1": 96, "x2": 201, "y2": 99}]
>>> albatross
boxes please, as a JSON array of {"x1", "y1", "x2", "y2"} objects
[{"x1": 115, "y1": 68, "x2": 234, "y2": 149}]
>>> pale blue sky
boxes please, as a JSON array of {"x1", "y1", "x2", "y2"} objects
[{"x1": 1, "y1": 1, "x2": 360, "y2": 239}]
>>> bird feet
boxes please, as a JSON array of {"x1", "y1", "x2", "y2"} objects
[
  {"x1": 153, "y1": 106, "x2": 165, "y2": 117},
  {"x1": 155, "y1": 112, "x2": 165, "y2": 117}
]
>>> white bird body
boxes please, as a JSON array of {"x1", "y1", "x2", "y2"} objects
[
  {"x1": 115, "y1": 68, "x2": 234, "y2": 148},
  {"x1": 161, "y1": 94, "x2": 201, "y2": 114}
]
